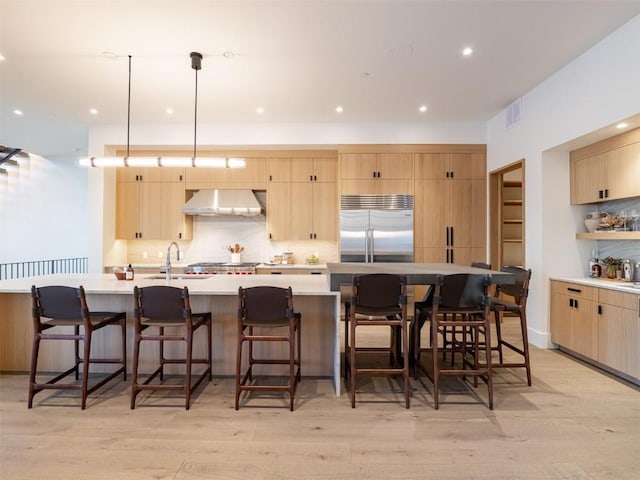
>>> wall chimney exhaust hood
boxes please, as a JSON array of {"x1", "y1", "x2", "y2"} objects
[{"x1": 182, "y1": 189, "x2": 264, "y2": 216}]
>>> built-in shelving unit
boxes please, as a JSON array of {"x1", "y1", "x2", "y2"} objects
[{"x1": 501, "y1": 178, "x2": 524, "y2": 266}]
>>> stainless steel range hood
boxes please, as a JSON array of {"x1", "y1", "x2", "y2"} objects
[{"x1": 182, "y1": 189, "x2": 264, "y2": 216}]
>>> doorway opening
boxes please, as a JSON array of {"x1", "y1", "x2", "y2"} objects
[{"x1": 489, "y1": 160, "x2": 525, "y2": 269}]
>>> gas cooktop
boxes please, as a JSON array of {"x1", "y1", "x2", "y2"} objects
[{"x1": 184, "y1": 262, "x2": 260, "y2": 275}]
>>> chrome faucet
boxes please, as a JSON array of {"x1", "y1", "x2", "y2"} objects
[{"x1": 165, "y1": 241, "x2": 180, "y2": 281}]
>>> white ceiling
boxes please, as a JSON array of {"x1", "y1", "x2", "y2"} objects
[{"x1": 1, "y1": 1, "x2": 640, "y2": 156}]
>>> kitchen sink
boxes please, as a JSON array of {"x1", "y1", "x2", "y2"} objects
[{"x1": 145, "y1": 275, "x2": 211, "y2": 280}]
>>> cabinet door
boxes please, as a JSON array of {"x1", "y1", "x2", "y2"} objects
[
  {"x1": 449, "y1": 153, "x2": 486, "y2": 180},
  {"x1": 571, "y1": 297, "x2": 598, "y2": 358},
  {"x1": 449, "y1": 179, "x2": 485, "y2": 249},
  {"x1": 377, "y1": 153, "x2": 413, "y2": 179},
  {"x1": 340, "y1": 153, "x2": 377, "y2": 180},
  {"x1": 313, "y1": 182, "x2": 337, "y2": 241},
  {"x1": 290, "y1": 182, "x2": 313, "y2": 240},
  {"x1": 291, "y1": 158, "x2": 314, "y2": 183},
  {"x1": 161, "y1": 182, "x2": 192, "y2": 240},
  {"x1": 598, "y1": 290, "x2": 640, "y2": 379},
  {"x1": 138, "y1": 182, "x2": 163, "y2": 239},
  {"x1": 570, "y1": 154, "x2": 605, "y2": 204},
  {"x1": 268, "y1": 158, "x2": 291, "y2": 182},
  {"x1": 606, "y1": 143, "x2": 640, "y2": 200},
  {"x1": 414, "y1": 179, "x2": 447, "y2": 249},
  {"x1": 160, "y1": 167, "x2": 185, "y2": 183},
  {"x1": 266, "y1": 183, "x2": 291, "y2": 240},
  {"x1": 313, "y1": 157, "x2": 337, "y2": 182},
  {"x1": 116, "y1": 182, "x2": 141, "y2": 239},
  {"x1": 116, "y1": 167, "x2": 163, "y2": 183},
  {"x1": 550, "y1": 285, "x2": 572, "y2": 347},
  {"x1": 415, "y1": 153, "x2": 449, "y2": 179}
]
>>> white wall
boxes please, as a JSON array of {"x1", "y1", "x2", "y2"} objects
[
  {"x1": 486, "y1": 14, "x2": 640, "y2": 347},
  {"x1": 0, "y1": 155, "x2": 89, "y2": 265}
]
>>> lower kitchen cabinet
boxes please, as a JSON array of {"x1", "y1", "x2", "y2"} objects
[
  {"x1": 550, "y1": 280, "x2": 639, "y2": 383},
  {"x1": 597, "y1": 289, "x2": 640, "y2": 379}
]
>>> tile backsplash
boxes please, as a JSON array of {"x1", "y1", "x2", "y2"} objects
[
  {"x1": 125, "y1": 216, "x2": 338, "y2": 266},
  {"x1": 591, "y1": 198, "x2": 640, "y2": 262}
]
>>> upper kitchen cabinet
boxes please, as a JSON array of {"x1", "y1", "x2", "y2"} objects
[
  {"x1": 339, "y1": 152, "x2": 413, "y2": 194},
  {"x1": 115, "y1": 168, "x2": 192, "y2": 240},
  {"x1": 570, "y1": 128, "x2": 640, "y2": 204},
  {"x1": 291, "y1": 157, "x2": 338, "y2": 241},
  {"x1": 415, "y1": 152, "x2": 485, "y2": 180},
  {"x1": 267, "y1": 158, "x2": 292, "y2": 182},
  {"x1": 291, "y1": 157, "x2": 337, "y2": 183},
  {"x1": 266, "y1": 155, "x2": 338, "y2": 241},
  {"x1": 185, "y1": 158, "x2": 268, "y2": 190},
  {"x1": 266, "y1": 182, "x2": 291, "y2": 241}
]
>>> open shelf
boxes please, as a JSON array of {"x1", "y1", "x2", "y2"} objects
[{"x1": 576, "y1": 231, "x2": 640, "y2": 240}]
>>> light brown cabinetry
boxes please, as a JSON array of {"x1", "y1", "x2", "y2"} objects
[
  {"x1": 115, "y1": 168, "x2": 192, "y2": 240},
  {"x1": 550, "y1": 280, "x2": 639, "y2": 383},
  {"x1": 414, "y1": 153, "x2": 486, "y2": 264},
  {"x1": 340, "y1": 153, "x2": 413, "y2": 194},
  {"x1": 597, "y1": 289, "x2": 640, "y2": 379},
  {"x1": 185, "y1": 158, "x2": 268, "y2": 189},
  {"x1": 550, "y1": 281, "x2": 598, "y2": 358},
  {"x1": 267, "y1": 157, "x2": 338, "y2": 241},
  {"x1": 570, "y1": 128, "x2": 640, "y2": 204}
]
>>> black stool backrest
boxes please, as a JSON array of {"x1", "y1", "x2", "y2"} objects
[
  {"x1": 239, "y1": 286, "x2": 293, "y2": 323},
  {"x1": 497, "y1": 266, "x2": 531, "y2": 305},
  {"x1": 353, "y1": 273, "x2": 406, "y2": 308},
  {"x1": 32, "y1": 285, "x2": 85, "y2": 319},
  {"x1": 135, "y1": 285, "x2": 187, "y2": 320},
  {"x1": 438, "y1": 274, "x2": 490, "y2": 309}
]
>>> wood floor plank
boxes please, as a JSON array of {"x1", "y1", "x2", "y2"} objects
[{"x1": 2, "y1": 318, "x2": 638, "y2": 479}]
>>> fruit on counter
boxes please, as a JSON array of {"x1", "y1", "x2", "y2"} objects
[{"x1": 305, "y1": 253, "x2": 319, "y2": 264}]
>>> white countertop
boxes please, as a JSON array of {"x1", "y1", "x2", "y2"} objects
[
  {"x1": 0, "y1": 273, "x2": 336, "y2": 296},
  {"x1": 551, "y1": 276, "x2": 640, "y2": 295}
]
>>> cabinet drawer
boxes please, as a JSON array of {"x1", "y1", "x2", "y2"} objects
[
  {"x1": 551, "y1": 281, "x2": 598, "y2": 301},
  {"x1": 599, "y1": 289, "x2": 640, "y2": 312}
]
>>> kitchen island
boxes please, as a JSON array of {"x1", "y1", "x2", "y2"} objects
[{"x1": 0, "y1": 273, "x2": 342, "y2": 394}]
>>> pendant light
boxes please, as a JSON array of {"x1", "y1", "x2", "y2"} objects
[{"x1": 79, "y1": 52, "x2": 244, "y2": 169}]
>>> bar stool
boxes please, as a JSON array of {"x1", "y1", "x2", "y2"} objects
[
  {"x1": 131, "y1": 285, "x2": 212, "y2": 410},
  {"x1": 236, "y1": 286, "x2": 301, "y2": 411},
  {"x1": 489, "y1": 266, "x2": 533, "y2": 385},
  {"x1": 29, "y1": 285, "x2": 126, "y2": 409},
  {"x1": 414, "y1": 274, "x2": 494, "y2": 409},
  {"x1": 344, "y1": 273, "x2": 410, "y2": 409}
]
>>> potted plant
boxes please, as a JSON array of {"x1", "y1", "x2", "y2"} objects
[{"x1": 601, "y1": 256, "x2": 623, "y2": 279}]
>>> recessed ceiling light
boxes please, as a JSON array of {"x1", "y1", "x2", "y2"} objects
[
  {"x1": 361, "y1": 72, "x2": 371, "y2": 78},
  {"x1": 462, "y1": 47, "x2": 473, "y2": 56},
  {"x1": 89, "y1": 108, "x2": 98, "y2": 115},
  {"x1": 102, "y1": 51, "x2": 119, "y2": 59},
  {"x1": 419, "y1": 105, "x2": 428, "y2": 113},
  {"x1": 165, "y1": 107, "x2": 174, "y2": 115},
  {"x1": 222, "y1": 51, "x2": 236, "y2": 58},
  {"x1": 335, "y1": 106, "x2": 343, "y2": 114},
  {"x1": 0, "y1": 53, "x2": 5, "y2": 61},
  {"x1": 256, "y1": 107, "x2": 265, "y2": 114},
  {"x1": 13, "y1": 109, "x2": 23, "y2": 116},
  {"x1": 616, "y1": 122, "x2": 629, "y2": 129}
]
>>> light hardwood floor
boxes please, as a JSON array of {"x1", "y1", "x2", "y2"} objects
[{"x1": 1, "y1": 318, "x2": 639, "y2": 480}]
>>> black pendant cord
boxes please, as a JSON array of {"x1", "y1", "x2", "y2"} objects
[
  {"x1": 193, "y1": 67, "x2": 198, "y2": 160},
  {"x1": 126, "y1": 54, "x2": 132, "y2": 159}
]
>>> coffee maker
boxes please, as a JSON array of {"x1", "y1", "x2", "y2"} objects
[{"x1": 622, "y1": 259, "x2": 634, "y2": 282}]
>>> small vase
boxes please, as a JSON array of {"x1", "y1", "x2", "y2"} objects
[
  {"x1": 605, "y1": 266, "x2": 617, "y2": 279},
  {"x1": 584, "y1": 212, "x2": 604, "y2": 233},
  {"x1": 231, "y1": 253, "x2": 242, "y2": 264}
]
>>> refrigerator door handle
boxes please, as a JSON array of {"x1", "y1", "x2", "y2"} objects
[
  {"x1": 369, "y1": 228, "x2": 374, "y2": 263},
  {"x1": 364, "y1": 228, "x2": 370, "y2": 263}
]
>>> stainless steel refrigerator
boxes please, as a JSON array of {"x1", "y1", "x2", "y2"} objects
[{"x1": 340, "y1": 194, "x2": 414, "y2": 263}]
